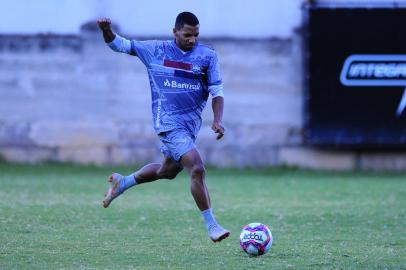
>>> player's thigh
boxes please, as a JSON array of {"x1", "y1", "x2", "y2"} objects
[
  {"x1": 180, "y1": 148, "x2": 205, "y2": 173},
  {"x1": 159, "y1": 129, "x2": 196, "y2": 162},
  {"x1": 158, "y1": 156, "x2": 183, "y2": 178}
]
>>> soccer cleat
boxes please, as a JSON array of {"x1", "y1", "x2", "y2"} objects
[
  {"x1": 208, "y1": 224, "x2": 230, "y2": 243},
  {"x1": 103, "y1": 173, "x2": 124, "y2": 208}
]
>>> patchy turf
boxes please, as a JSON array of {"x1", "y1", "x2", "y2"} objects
[{"x1": 0, "y1": 163, "x2": 405, "y2": 269}]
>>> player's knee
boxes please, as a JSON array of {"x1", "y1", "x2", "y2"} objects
[
  {"x1": 158, "y1": 168, "x2": 179, "y2": 180},
  {"x1": 165, "y1": 171, "x2": 178, "y2": 180},
  {"x1": 191, "y1": 164, "x2": 205, "y2": 178}
]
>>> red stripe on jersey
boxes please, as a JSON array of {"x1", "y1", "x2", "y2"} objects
[{"x1": 164, "y1": 59, "x2": 192, "y2": 70}]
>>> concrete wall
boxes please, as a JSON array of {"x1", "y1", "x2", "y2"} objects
[
  {"x1": 1, "y1": 29, "x2": 406, "y2": 170},
  {"x1": 2, "y1": 0, "x2": 303, "y2": 38}
]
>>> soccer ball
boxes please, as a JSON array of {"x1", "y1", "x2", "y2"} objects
[{"x1": 239, "y1": 223, "x2": 272, "y2": 256}]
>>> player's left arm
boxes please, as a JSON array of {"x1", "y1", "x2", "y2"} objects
[
  {"x1": 208, "y1": 51, "x2": 225, "y2": 140},
  {"x1": 212, "y1": 96, "x2": 225, "y2": 140}
]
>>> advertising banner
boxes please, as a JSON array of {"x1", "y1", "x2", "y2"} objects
[{"x1": 304, "y1": 3, "x2": 406, "y2": 147}]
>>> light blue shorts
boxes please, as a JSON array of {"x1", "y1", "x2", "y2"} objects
[{"x1": 158, "y1": 129, "x2": 197, "y2": 162}]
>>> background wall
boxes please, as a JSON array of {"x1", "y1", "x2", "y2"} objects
[
  {"x1": 0, "y1": 31, "x2": 304, "y2": 167},
  {"x1": 2, "y1": 0, "x2": 406, "y2": 170},
  {"x1": 1, "y1": 0, "x2": 303, "y2": 38}
]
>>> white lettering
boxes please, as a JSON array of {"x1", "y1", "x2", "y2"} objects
[
  {"x1": 340, "y1": 54, "x2": 406, "y2": 116},
  {"x1": 348, "y1": 63, "x2": 406, "y2": 79},
  {"x1": 166, "y1": 79, "x2": 201, "y2": 90}
]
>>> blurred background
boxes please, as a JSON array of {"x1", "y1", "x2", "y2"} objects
[{"x1": 1, "y1": 0, "x2": 406, "y2": 170}]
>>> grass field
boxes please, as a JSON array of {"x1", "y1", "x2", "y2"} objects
[{"x1": 0, "y1": 163, "x2": 405, "y2": 269}]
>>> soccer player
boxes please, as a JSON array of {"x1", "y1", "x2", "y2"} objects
[{"x1": 97, "y1": 12, "x2": 230, "y2": 242}]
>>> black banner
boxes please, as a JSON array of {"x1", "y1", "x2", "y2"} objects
[{"x1": 303, "y1": 3, "x2": 406, "y2": 147}]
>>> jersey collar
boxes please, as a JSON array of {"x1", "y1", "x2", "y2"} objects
[{"x1": 172, "y1": 39, "x2": 198, "y2": 55}]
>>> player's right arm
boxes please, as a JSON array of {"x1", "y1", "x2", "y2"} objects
[{"x1": 97, "y1": 18, "x2": 133, "y2": 55}]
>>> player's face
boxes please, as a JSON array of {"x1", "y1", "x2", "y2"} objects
[{"x1": 173, "y1": 24, "x2": 200, "y2": 51}]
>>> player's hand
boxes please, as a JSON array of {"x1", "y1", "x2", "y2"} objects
[
  {"x1": 97, "y1": 18, "x2": 112, "y2": 31},
  {"x1": 212, "y1": 121, "x2": 225, "y2": 140}
]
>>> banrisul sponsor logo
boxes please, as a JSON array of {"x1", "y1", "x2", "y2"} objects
[
  {"x1": 163, "y1": 79, "x2": 201, "y2": 90},
  {"x1": 340, "y1": 54, "x2": 406, "y2": 116}
]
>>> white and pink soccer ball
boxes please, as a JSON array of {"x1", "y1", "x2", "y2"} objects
[{"x1": 239, "y1": 223, "x2": 272, "y2": 256}]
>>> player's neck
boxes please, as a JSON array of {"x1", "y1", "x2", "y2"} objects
[{"x1": 174, "y1": 39, "x2": 196, "y2": 53}]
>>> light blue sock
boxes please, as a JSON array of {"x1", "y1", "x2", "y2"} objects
[
  {"x1": 119, "y1": 174, "x2": 137, "y2": 193},
  {"x1": 201, "y1": 208, "x2": 218, "y2": 228}
]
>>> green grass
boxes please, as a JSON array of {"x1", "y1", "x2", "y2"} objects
[{"x1": 0, "y1": 163, "x2": 405, "y2": 270}]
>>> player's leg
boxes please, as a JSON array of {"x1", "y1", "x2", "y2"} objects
[
  {"x1": 134, "y1": 156, "x2": 183, "y2": 184},
  {"x1": 181, "y1": 148, "x2": 230, "y2": 242},
  {"x1": 103, "y1": 157, "x2": 182, "y2": 208},
  {"x1": 180, "y1": 148, "x2": 210, "y2": 210}
]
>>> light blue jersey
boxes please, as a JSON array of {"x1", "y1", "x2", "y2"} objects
[{"x1": 108, "y1": 35, "x2": 224, "y2": 136}]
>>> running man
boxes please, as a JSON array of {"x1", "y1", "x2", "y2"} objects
[{"x1": 97, "y1": 12, "x2": 230, "y2": 242}]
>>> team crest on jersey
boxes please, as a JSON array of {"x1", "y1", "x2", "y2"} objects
[{"x1": 192, "y1": 65, "x2": 201, "y2": 73}]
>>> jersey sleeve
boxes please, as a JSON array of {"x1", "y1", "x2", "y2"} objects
[
  {"x1": 107, "y1": 34, "x2": 133, "y2": 54},
  {"x1": 130, "y1": 40, "x2": 159, "y2": 67},
  {"x1": 207, "y1": 52, "x2": 224, "y2": 97},
  {"x1": 108, "y1": 35, "x2": 158, "y2": 67}
]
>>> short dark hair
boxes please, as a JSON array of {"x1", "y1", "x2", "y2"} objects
[{"x1": 175, "y1": 12, "x2": 199, "y2": 29}]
